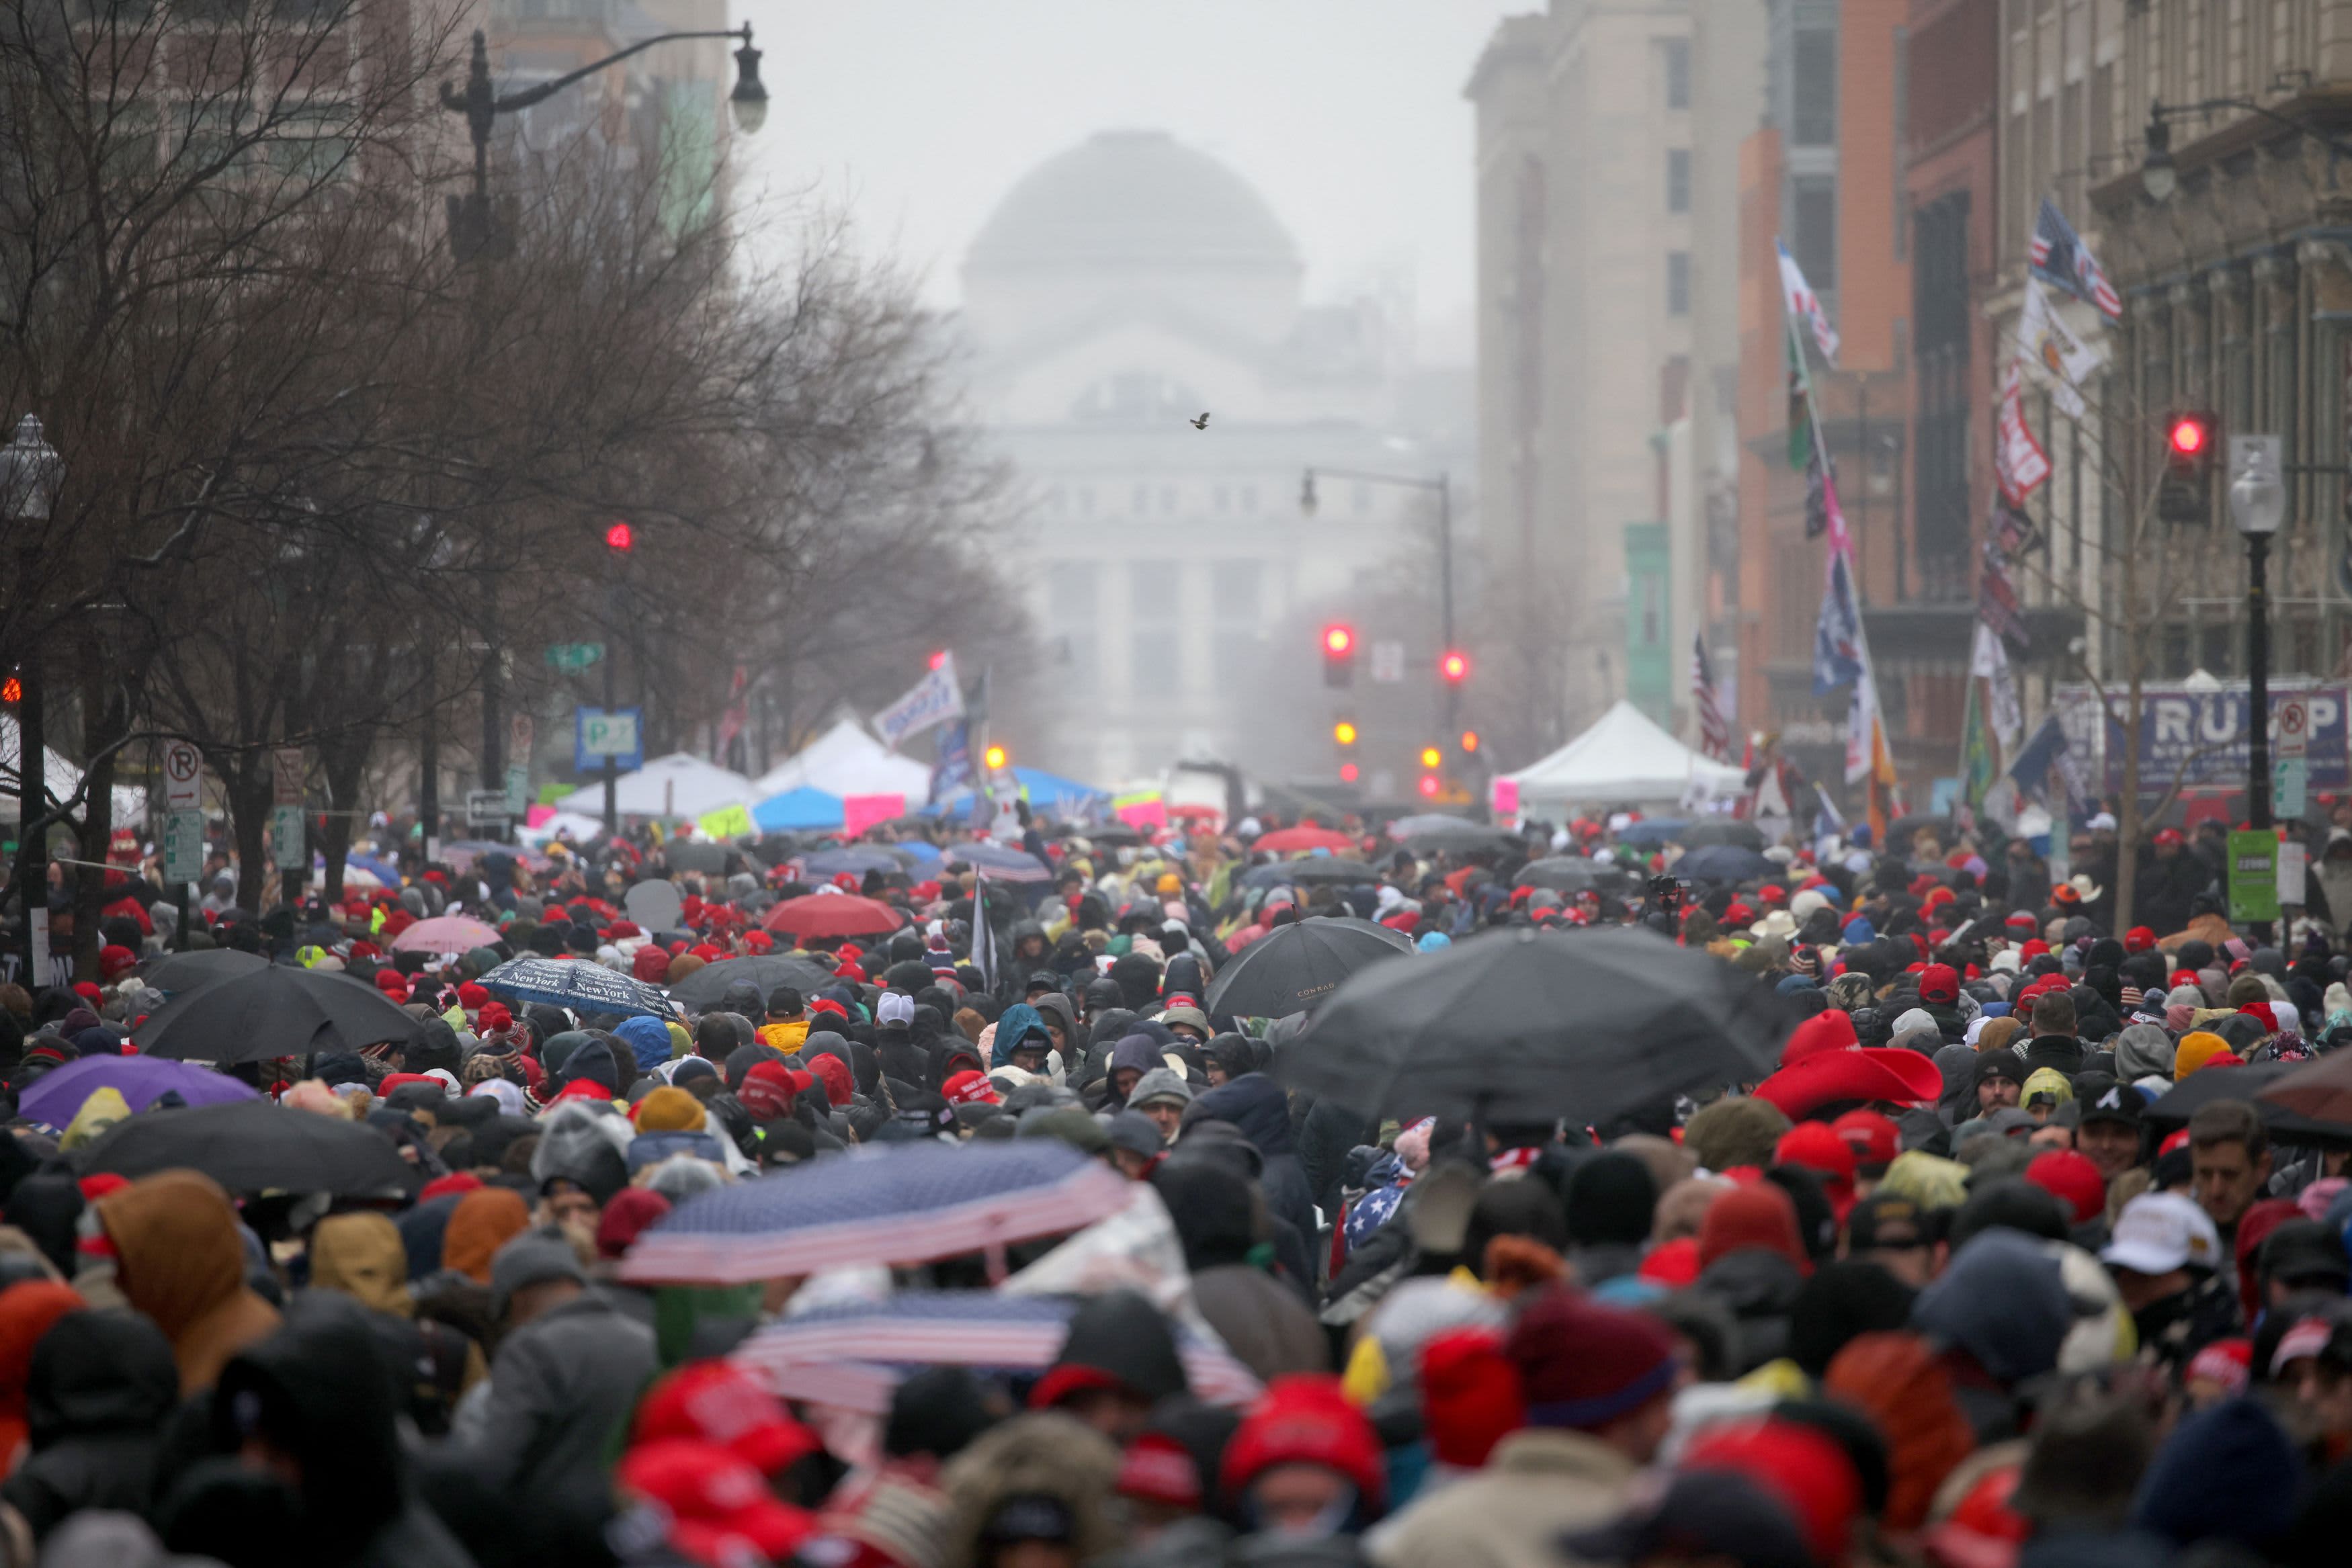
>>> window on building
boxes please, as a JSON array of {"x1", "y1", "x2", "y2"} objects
[
  {"x1": 1792, "y1": 176, "x2": 1837, "y2": 294},
  {"x1": 1130, "y1": 561, "x2": 1181, "y2": 696},
  {"x1": 1667, "y1": 148, "x2": 1690, "y2": 214},
  {"x1": 1792, "y1": 29, "x2": 1838, "y2": 146},
  {"x1": 1663, "y1": 38, "x2": 1691, "y2": 110},
  {"x1": 1210, "y1": 561, "x2": 1263, "y2": 692},
  {"x1": 1667, "y1": 251, "x2": 1691, "y2": 316}
]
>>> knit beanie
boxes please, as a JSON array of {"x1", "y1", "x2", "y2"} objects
[
  {"x1": 1684, "y1": 1096, "x2": 1793, "y2": 1173},
  {"x1": 634, "y1": 1086, "x2": 707, "y2": 1133},
  {"x1": 1504, "y1": 1285, "x2": 1677, "y2": 1432},
  {"x1": 2174, "y1": 1030, "x2": 2233, "y2": 1080},
  {"x1": 1696, "y1": 1181, "x2": 1808, "y2": 1272},
  {"x1": 1418, "y1": 1327, "x2": 1523, "y2": 1468}
]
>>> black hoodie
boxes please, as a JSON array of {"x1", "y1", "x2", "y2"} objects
[
  {"x1": 1187, "y1": 1074, "x2": 1316, "y2": 1257},
  {"x1": 1, "y1": 1311, "x2": 181, "y2": 1537}
]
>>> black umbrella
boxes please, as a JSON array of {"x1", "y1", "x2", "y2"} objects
[
  {"x1": 1278, "y1": 925, "x2": 1793, "y2": 1123},
  {"x1": 1678, "y1": 820, "x2": 1767, "y2": 851},
  {"x1": 75, "y1": 1099, "x2": 415, "y2": 1195},
  {"x1": 1400, "y1": 821, "x2": 1518, "y2": 855},
  {"x1": 662, "y1": 842, "x2": 732, "y2": 875},
  {"x1": 1240, "y1": 859, "x2": 1379, "y2": 889},
  {"x1": 669, "y1": 953, "x2": 839, "y2": 1012},
  {"x1": 2146, "y1": 1062, "x2": 2352, "y2": 1146},
  {"x1": 134, "y1": 966, "x2": 420, "y2": 1064},
  {"x1": 136, "y1": 948, "x2": 269, "y2": 994},
  {"x1": 1206, "y1": 917, "x2": 1413, "y2": 1018},
  {"x1": 1514, "y1": 856, "x2": 1611, "y2": 893},
  {"x1": 1673, "y1": 844, "x2": 1777, "y2": 885}
]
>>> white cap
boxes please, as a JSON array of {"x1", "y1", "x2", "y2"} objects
[
  {"x1": 2101, "y1": 1191, "x2": 2220, "y2": 1276},
  {"x1": 877, "y1": 992, "x2": 915, "y2": 1027},
  {"x1": 2087, "y1": 812, "x2": 2119, "y2": 832}
]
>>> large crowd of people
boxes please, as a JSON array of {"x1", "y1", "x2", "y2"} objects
[{"x1": 0, "y1": 800, "x2": 2345, "y2": 1567}]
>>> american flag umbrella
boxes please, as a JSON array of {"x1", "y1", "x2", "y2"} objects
[
  {"x1": 732, "y1": 1293, "x2": 1261, "y2": 1413},
  {"x1": 618, "y1": 1141, "x2": 1130, "y2": 1284},
  {"x1": 476, "y1": 955, "x2": 673, "y2": 1020},
  {"x1": 761, "y1": 894, "x2": 905, "y2": 941}
]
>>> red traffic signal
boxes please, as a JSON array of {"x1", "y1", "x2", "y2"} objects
[
  {"x1": 2159, "y1": 410, "x2": 2219, "y2": 523},
  {"x1": 605, "y1": 520, "x2": 635, "y2": 552},
  {"x1": 927, "y1": 649, "x2": 948, "y2": 670},
  {"x1": 2167, "y1": 415, "x2": 2210, "y2": 456},
  {"x1": 1339, "y1": 762, "x2": 1359, "y2": 783},
  {"x1": 1417, "y1": 773, "x2": 1440, "y2": 798},
  {"x1": 0, "y1": 675, "x2": 17, "y2": 705},
  {"x1": 1322, "y1": 623, "x2": 1356, "y2": 688},
  {"x1": 1322, "y1": 625, "x2": 1355, "y2": 656},
  {"x1": 1439, "y1": 649, "x2": 1470, "y2": 683}
]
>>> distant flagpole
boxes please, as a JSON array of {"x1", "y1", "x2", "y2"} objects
[{"x1": 968, "y1": 870, "x2": 997, "y2": 990}]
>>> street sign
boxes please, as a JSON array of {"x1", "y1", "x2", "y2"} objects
[
  {"x1": 504, "y1": 763, "x2": 530, "y2": 818},
  {"x1": 465, "y1": 789, "x2": 511, "y2": 828},
  {"x1": 2229, "y1": 828, "x2": 2280, "y2": 924},
  {"x1": 2279, "y1": 694, "x2": 2311, "y2": 760},
  {"x1": 2279, "y1": 755, "x2": 2310, "y2": 818},
  {"x1": 267, "y1": 804, "x2": 303, "y2": 869},
  {"x1": 161, "y1": 741, "x2": 203, "y2": 810},
  {"x1": 2281, "y1": 838, "x2": 2310, "y2": 909},
  {"x1": 545, "y1": 643, "x2": 605, "y2": 671},
  {"x1": 575, "y1": 707, "x2": 642, "y2": 769},
  {"x1": 1370, "y1": 640, "x2": 1406, "y2": 684},
  {"x1": 162, "y1": 809, "x2": 204, "y2": 885},
  {"x1": 271, "y1": 746, "x2": 304, "y2": 806}
]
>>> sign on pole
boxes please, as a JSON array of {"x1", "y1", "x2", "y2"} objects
[
  {"x1": 545, "y1": 643, "x2": 604, "y2": 671},
  {"x1": 162, "y1": 809, "x2": 205, "y2": 885},
  {"x1": 1370, "y1": 640, "x2": 1406, "y2": 685},
  {"x1": 162, "y1": 741, "x2": 204, "y2": 811},
  {"x1": 2280, "y1": 838, "x2": 2310, "y2": 910},
  {"x1": 271, "y1": 747, "x2": 304, "y2": 807},
  {"x1": 465, "y1": 789, "x2": 511, "y2": 828},
  {"x1": 267, "y1": 804, "x2": 304, "y2": 870},
  {"x1": 2278, "y1": 694, "x2": 2311, "y2": 760},
  {"x1": 2228, "y1": 828, "x2": 2281, "y2": 924},
  {"x1": 575, "y1": 707, "x2": 642, "y2": 770},
  {"x1": 2278, "y1": 756, "x2": 2310, "y2": 819},
  {"x1": 504, "y1": 763, "x2": 531, "y2": 818}
]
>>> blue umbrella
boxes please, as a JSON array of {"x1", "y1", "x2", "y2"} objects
[
  {"x1": 1673, "y1": 844, "x2": 1777, "y2": 885},
  {"x1": 618, "y1": 1140, "x2": 1129, "y2": 1283},
  {"x1": 1613, "y1": 818, "x2": 1689, "y2": 847},
  {"x1": 941, "y1": 842, "x2": 1053, "y2": 883},
  {"x1": 477, "y1": 956, "x2": 673, "y2": 1020},
  {"x1": 926, "y1": 766, "x2": 1107, "y2": 818},
  {"x1": 754, "y1": 786, "x2": 845, "y2": 832},
  {"x1": 796, "y1": 846, "x2": 905, "y2": 878},
  {"x1": 733, "y1": 1292, "x2": 1261, "y2": 1414}
]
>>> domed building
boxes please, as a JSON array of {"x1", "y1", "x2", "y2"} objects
[{"x1": 964, "y1": 130, "x2": 1438, "y2": 787}]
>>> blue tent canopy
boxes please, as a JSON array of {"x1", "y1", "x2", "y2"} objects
[
  {"x1": 753, "y1": 785, "x2": 845, "y2": 832},
  {"x1": 925, "y1": 767, "x2": 1107, "y2": 819}
]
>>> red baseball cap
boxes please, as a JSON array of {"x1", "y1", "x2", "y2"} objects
[
  {"x1": 632, "y1": 1362, "x2": 821, "y2": 1479},
  {"x1": 1829, "y1": 1108, "x2": 1900, "y2": 1174},
  {"x1": 942, "y1": 1070, "x2": 1000, "y2": 1106},
  {"x1": 617, "y1": 1440, "x2": 812, "y2": 1563}
]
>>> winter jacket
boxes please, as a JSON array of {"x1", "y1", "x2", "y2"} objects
[
  {"x1": 1298, "y1": 1096, "x2": 1375, "y2": 1223},
  {"x1": 1190, "y1": 1264, "x2": 1328, "y2": 1382},
  {"x1": 1693, "y1": 1248, "x2": 1806, "y2": 1375},
  {"x1": 0, "y1": 1311, "x2": 179, "y2": 1537},
  {"x1": 463, "y1": 1289, "x2": 655, "y2": 1534},
  {"x1": 1190, "y1": 1074, "x2": 1318, "y2": 1258},
  {"x1": 1368, "y1": 1427, "x2": 1636, "y2": 1568},
  {"x1": 93, "y1": 1171, "x2": 281, "y2": 1393}
]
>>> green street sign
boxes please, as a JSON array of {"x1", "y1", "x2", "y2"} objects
[
  {"x1": 2228, "y1": 828, "x2": 2279, "y2": 924},
  {"x1": 545, "y1": 642, "x2": 605, "y2": 671}
]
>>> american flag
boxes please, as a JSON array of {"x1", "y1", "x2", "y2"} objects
[
  {"x1": 1691, "y1": 634, "x2": 1731, "y2": 761},
  {"x1": 2029, "y1": 198, "x2": 2124, "y2": 321}
]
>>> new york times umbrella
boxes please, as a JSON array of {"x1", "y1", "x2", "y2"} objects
[
  {"x1": 1279, "y1": 925, "x2": 1793, "y2": 1124},
  {"x1": 134, "y1": 965, "x2": 420, "y2": 1064},
  {"x1": 75, "y1": 1099, "x2": 415, "y2": 1195},
  {"x1": 732, "y1": 1292, "x2": 1261, "y2": 1415},
  {"x1": 478, "y1": 956, "x2": 673, "y2": 1020},
  {"x1": 19, "y1": 1055, "x2": 260, "y2": 1127},
  {"x1": 1206, "y1": 916, "x2": 1413, "y2": 1018},
  {"x1": 668, "y1": 953, "x2": 839, "y2": 1012},
  {"x1": 136, "y1": 948, "x2": 269, "y2": 994},
  {"x1": 619, "y1": 1139, "x2": 1130, "y2": 1284}
]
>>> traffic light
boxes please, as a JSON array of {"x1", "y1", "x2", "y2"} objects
[
  {"x1": 927, "y1": 649, "x2": 948, "y2": 671},
  {"x1": 1419, "y1": 746, "x2": 1443, "y2": 770},
  {"x1": 1417, "y1": 773, "x2": 1440, "y2": 798},
  {"x1": 1321, "y1": 624, "x2": 1356, "y2": 687},
  {"x1": 1339, "y1": 762, "x2": 1359, "y2": 783},
  {"x1": 605, "y1": 520, "x2": 635, "y2": 552},
  {"x1": 2160, "y1": 411, "x2": 2218, "y2": 523},
  {"x1": 982, "y1": 743, "x2": 1009, "y2": 771},
  {"x1": 1460, "y1": 729, "x2": 1480, "y2": 756},
  {"x1": 1333, "y1": 720, "x2": 1358, "y2": 747},
  {"x1": 0, "y1": 674, "x2": 17, "y2": 705},
  {"x1": 1439, "y1": 649, "x2": 1470, "y2": 684}
]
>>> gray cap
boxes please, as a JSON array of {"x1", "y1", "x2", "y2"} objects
[
  {"x1": 1127, "y1": 1067, "x2": 1194, "y2": 1111},
  {"x1": 1102, "y1": 1109, "x2": 1165, "y2": 1160},
  {"x1": 490, "y1": 1228, "x2": 586, "y2": 1315}
]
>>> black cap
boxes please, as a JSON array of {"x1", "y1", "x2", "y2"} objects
[
  {"x1": 2076, "y1": 1079, "x2": 2146, "y2": 1129},
  {"x1": 2261, "y1": 1219, "x2": 2351, "y2": 1292},
  {"x1": 1847, "y1": 1190, "x2": 1930, "y2": 1252}
]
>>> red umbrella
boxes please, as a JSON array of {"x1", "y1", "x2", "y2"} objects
[
  {"x1": 1253, "y1": 825, "x2": 1356, "y2": 854},
  {"x1": 763, "y1": 894, "x2": 905, "y2": 941}
]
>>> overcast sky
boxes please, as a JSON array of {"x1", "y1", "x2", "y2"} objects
[{"x1": 730, "y1": 0, "x2": 1527, "y2": 361}]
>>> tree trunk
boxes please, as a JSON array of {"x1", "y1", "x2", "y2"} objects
[
  {"x1": 319, "y1": 728, "x2": 372, "y2": 904},
  {"x1": 224, "y1": 758, "x2": 272, "y2": 913}
]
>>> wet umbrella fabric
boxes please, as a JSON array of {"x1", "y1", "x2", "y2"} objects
[
  {"x1": 2151, "y1": 1061, "x2": 2352, "y2": 1145},
  {"x1": 1673, "y1": 844, "x2": 1778, "y2": 885},
  {"x1": 135, "y1": 949, "x2": 269, "y2": 994},
  {"x1": 668, "y1": 954, "x2": 839, "y2": 1012},
  {"x1": 1513, "y1": 857, "x2": 1613, "y2": 894},
  {"x1": 1205, "y1": 916, "x2": 1413, "y2": 1018},
  {"x1": 762, "y1": 895, "x2": 905, "y2": 941},
  {"x1": 390, "y1": 915, "x2": 503, "y2": 953},
  {"x1": 19, "y1": 1057, "x2": 261, "y2": 1126},
  {"x1": 1251, "y1": 826, "x2": 1356, "y2": 855},
  {"x1": 941, "y1": 843, "x2": 1054, "y2": 883},
  {"x1": 1279, "y1": 925, "x2": 1792, "y2": 1124},
  {"x1": 619, "y1": 1140, "x2": 1129, "y2": 1283},
  {"x1": 134, "y1": 966, "x2": 421, "y2": 1064},
  {"x1": 2259, "y1": 1052, "x2": 2352, "y2": 1127},
  {"x1": 477, "y1": 956, "x2": 673, "y2": 1020},
  {"x1": 1678, "y1": 820, "x2": 1768, "y2": 851},
  {"x1": 75, "y1": 1098, "x2": 415, "y2": 1195},
  {"x1": 1238, "y1": 859, "x2": 1378, "y2": 890},
  {"x1": 1613, "y1": 819, "x2": 1689, "y2": 848},
  {"x1": 796, "y1": 847, "x2": 905, "y2": 879}
]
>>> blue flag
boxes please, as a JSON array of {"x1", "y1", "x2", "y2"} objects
[{"x1": 1812, "y1": 549, "x2": 1865, "y2": 697}]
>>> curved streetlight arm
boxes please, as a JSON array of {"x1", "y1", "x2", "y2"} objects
[
  {"x1": 2149, "y1": 95, "x2": 2352, "y2": 166},
  {"x1": 486, "y1": 25, "x2": 751, "y2": 116}
]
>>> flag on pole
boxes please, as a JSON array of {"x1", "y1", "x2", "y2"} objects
[
  {"x1": 1972, "y1": 620, "x2": 2024, "y2": 750},
  {"x1": 873, "y1": 653, "x2": 966, "y2": 750},
  {"x1": 1777, "y1": 238, "x2": 1841, "y2": 365},
  {"x1": 1958, "y1": 670, "x2": 1998, "y2": 811},
  {"x1": 1785, "y1": 309, "x2": 1818, "y2": 472},
  {"x1": 1995, "y1": 363, "x2": 2052, "y2": 504},
  {"x1": 2029, "y1": 197, "x2": 2124, "y2": 321},
  {"x1": 968, "y1": 871, "x2": 997, "y2": 991},
  {"x1": 1691, "y1": 635, "x2": 1731, "y2": 761},
  {"x1": 2016, "y1": 277, "x2": 2107, "y2": 421}
]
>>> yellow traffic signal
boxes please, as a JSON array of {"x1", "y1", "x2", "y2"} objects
[
  {"x1": 1333, "y1": 720, "x2": 1358, "y2": 746},
  {"x1": 983, "y1": 744, "x2": 1009, "y2": 771},
  {"x1": 1419, "y1": 746, "x2": 1442, "y2": 769}
]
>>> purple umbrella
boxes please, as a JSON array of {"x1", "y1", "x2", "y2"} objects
[{"x1": 18, "y1": 1054, "x2": 260, "y2": 1128}]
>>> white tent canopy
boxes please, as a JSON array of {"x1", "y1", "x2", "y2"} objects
[
  {"x1": 1501, "y1": 700, "x2": 1745, "y2": 806},
  {"x1": 751, "y1": 716, "x2": 932, "y2": 803},
  {"x1": 556, "y1": 753, "x2": 754, "y2": 820},
  {"x1": 0, "y1": 717, "x2": 149, "y2": 825}
]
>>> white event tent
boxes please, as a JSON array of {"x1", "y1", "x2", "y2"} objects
[{"x1": 1499, "y1": 700, "x2": 1745, "y2": 809}]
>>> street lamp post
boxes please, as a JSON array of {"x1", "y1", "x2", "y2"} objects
[
  {"x1": 2140, "y1": 97, "x2": 2352, "y2": 204},
  {"x1": 2230, "y1": 436, "x2": 2287, "y2": 842},
  {"x1": 440, "y1": 24, "x2": 767, "y2": 261},
  {"x1": 1, "y1": 417, "x2": 63, "y2": 987},
  {"x1": 1300, "y1": 467, "x2": 1456, "y2": 735}
]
